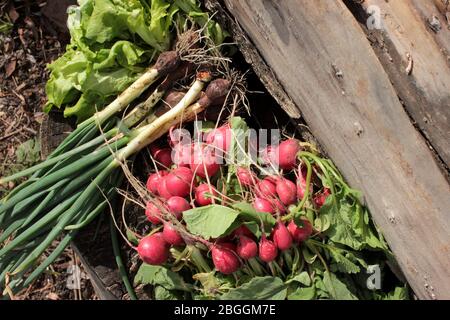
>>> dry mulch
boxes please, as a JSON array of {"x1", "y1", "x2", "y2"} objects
[
  {"x1": 0, "y1": 0, "x2": 96, "y2": 300},
  {"x1": 0, "y1": 0, "x2": 59, "y2": 194}
]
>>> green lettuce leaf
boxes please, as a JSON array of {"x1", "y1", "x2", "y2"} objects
[{"x1": 45, "y1": 0, "x2": 226, "y2": 122}]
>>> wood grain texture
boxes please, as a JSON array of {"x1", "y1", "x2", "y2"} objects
[
  {"x1": 224, "y1": 0, "x2": 450, "y2": 299},
  {"x1": 359, "y1": 0, "x2": 450, "y2": 168}
]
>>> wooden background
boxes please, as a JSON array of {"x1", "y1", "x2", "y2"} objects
[{"x1": 211, "y1": 0, "x2": 450, "y2": 299}]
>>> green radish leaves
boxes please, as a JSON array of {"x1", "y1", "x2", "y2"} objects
[
  {"x1": 134, "y1": 264, "x2": 191, "y2": 292},
  {"x1": 322, "y1": 271, "x2": 359, "y2": 300},
  {"x1": 227, "y1": 117, "x2": 251, "y2": 170},
  {"x1": 286, "y1": 271, "x2": 312, "y2": 286},
  {"x1": 220, "y1": 277, "x2": 287, "y2": 300},
  {"x1": 183, "y1": 205, "x2": 240, "y2": 239},
  {"x1": 232, "y1": 202, "x2": 276, "y2": 236},
  {"x1": 319, "y1": 186, "x2": 387, "y2": 252},
  {"x1": 287, "y1": 286, "x2": 316, "y2": 300}
]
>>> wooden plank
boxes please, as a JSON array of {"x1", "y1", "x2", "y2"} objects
[
  {"x1": 357, "y1": 0, "x2": 450, "y2": 168},
  {"x1": 223, "y1": 0, "x2": 450, "y2": 299}
]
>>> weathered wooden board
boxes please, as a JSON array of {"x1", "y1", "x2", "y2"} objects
[
  {"x1": 223, "y1": 0, "x2": 450, "y2": 299},
  {"x1": 357, "y1": 0, "x2": 450, "y2": 168}
]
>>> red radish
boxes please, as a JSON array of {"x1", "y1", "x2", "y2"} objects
[
  {"x1": 195, "y1": 184, "x2": 218, "y2": 206},
  {"x1": 206, "y1": 124, "x2": 231, "y2": 152},
  {"x1": 190, "y1": 144, "x2": 220, "y2": 178},
  {"x1": 272, "y1": 222, "x2": 293, "y2": 251},
  {"x1": 165, "y1": 167, "x2": 194, "y2": 198},
  {"x1": 152, "y1": 147, "x2": 173, "y2": 169},
  {"x1": 137, "y1": 233, "x2": 169, "y2": 265},
  {"x1": 237, "y1": 167, "x2": 257, "y2": 186},
  {"x1": 167, "y1": 196, "x2": 190, "y2": 220},
  {"x1": 275, "y1": 178, "x2": 297, "y2": 206},
  {"x1": 157, "y1": 176, "x2": 173, "y2": 200},
  {"x1": 297, "y1": 167, "x2": 311, "y2": 199},
  {"x1": 272, "y1": 198, "x2": 287, "y2": 214},
  {"x1": 162, "y1": 223, "x2": 184, "y2": 246},
  {"x1": 172, "y1": 143, "x2": 192, "y2": 167},
  {"x1": 265, "y1": 175, "x2": 281, "y2": 184},
  {"x1": 258, "y1": 236, "x2": 278, "y2": 262},
  {"x1": 211, "y1": 243, "x2": 240, "y2": 274},
  {"x1": 236, "y1": 235, "x2": 258, "y2": 259},
  {"x1": 288, "y1": 219, "x2": 313, "y2": 243},
  {"x1": 145, "y1": 201, "x2": 162, "y2": 224},
  {"x1": 256, "y1": 179, "x2": 277, "y2": 198},
  {"x1": 253, "y1": 197, "x2": 275, "y2": 214},
  {"x1": 146, "y1": 170, "x2": 168, "y2": 195},
  {"x1": 314, "y1": 188, "x2": 331, "y2": 208},
  {"x1": 232, "y1": 225, "x2": 254, "y2": 238},
  {"x1": 278, "y1": 139, "x2": 301, "y2": 170}
]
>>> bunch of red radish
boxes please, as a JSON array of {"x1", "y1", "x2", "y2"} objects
[
  {"x1": 136, "y1": 124, "x2": 330, "y2": 275},
  {"x1": 137, "y1": 125, "x2": 230, "y2": 266}
]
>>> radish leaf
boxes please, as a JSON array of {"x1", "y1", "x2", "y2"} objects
[
  {"x1": 220, "y1": 277, "x2": 287, "y2": 300},
  {"x1": 183, "y1": 205, "x2": 240, "y2": 239},
  {"x1": 322, "y1": 271, "x2": 358, "y2": 300},
  {"x1": 134, "y1": 264, "x2": 190, "y2": 292}
]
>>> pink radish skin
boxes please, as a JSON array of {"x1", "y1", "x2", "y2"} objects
[
  {"x1": 272, "y1": 198, "x2": 287, "y2": 214},
  {"x1": 195, "y1": 184, "x2": 219, "y2": 206},
  {"x1": 137, "y1": 233, "x2": 169, "y2": 265},
  {"x1": 256, "y1": 179, "x2": 277, "y2": 198},
  {"x1": 165, "y1": 167, "x2": 194, "y2": 198},
  {"x1": 162, "y1": 223, "x2": 184, "y2": 246},
  {"x1": 190, "y1": 144, "x2": 220, "y2": 178},
  {"x1": 275, "y1": 178, "x2": 297, "y2": 206},
  {"x1": 237, "y1": 167, "x2": 257, "y2": 187},
  {"x1": 157, "y1": 176, "x2": 173, "y2": 200},
  {"x1": 258, "y1": 236, "x2": 278, "y2": 262},
  {"x1": 145, "y1": 201, "x2": 162, "y2": 225},
  {"x1": 146, "y1": 170, "x2": 168, "y2": 195},
  {"x1": 314, "y1": 188, "x2": 331, "y2": 208},
  {"x1": 206, "y1": 124, "x2": 231, "y2": 152},
  {"x1": 278, "y1": 139, "x2": 301, "y2": 170},
  {"x1": 288, "y1": 219, "x2": 313, "y2": 243},
  {"x1": 153, "y1": 148, "x2": 173, "y2": 169},
  {"x1": 253, "y1": 197, "x2": 275, "y2": 214},
  {"x1": 236, "y1": 235, "x2": 258, "y2": 260},
  {"x1": 272, "y1": 222, "x2": 293, "y2": 251},
  {"x1": 167, "y1": 196, "x2": 190, "y2": 220},
  {"x1": 211, "y1": 243, "x2": 240, "y2": 274}
]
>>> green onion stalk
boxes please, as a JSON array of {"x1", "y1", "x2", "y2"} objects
[
  {"x1": 0, "y1": 51, "x2": 182, "y2": 187},
  {"x1": 0, "y1": 70, "x2": 231, "y2": 296}
]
